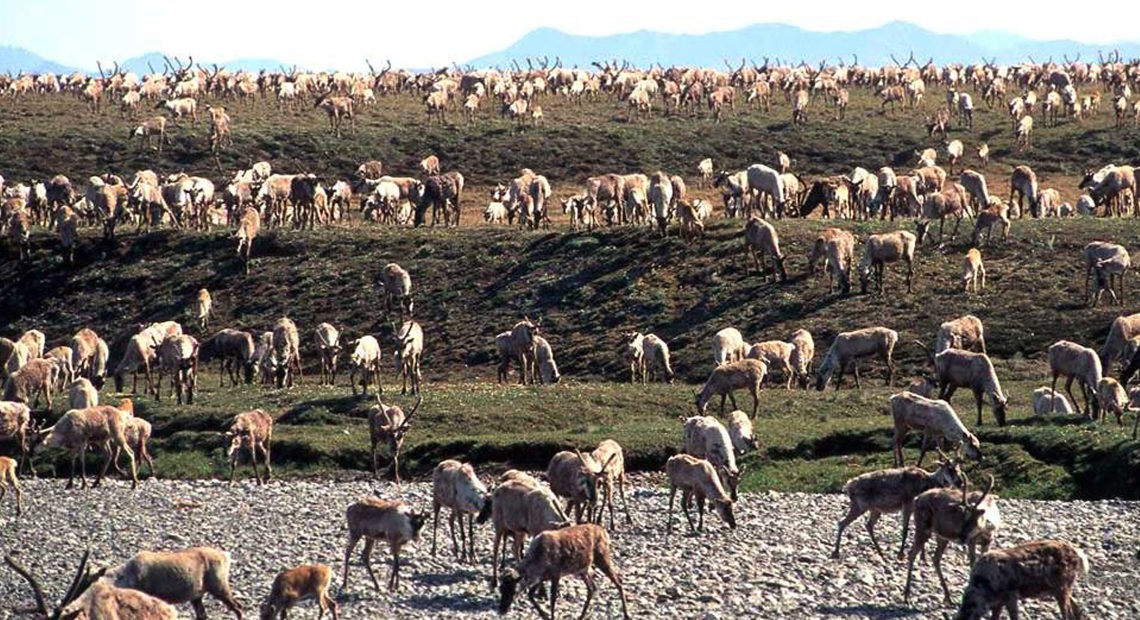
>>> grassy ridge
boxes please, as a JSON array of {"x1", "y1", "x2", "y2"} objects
[
  {"x1": 33, "y1": 378, "x2": 1139, "y2": 501},
  {"x1": 3, "y1": 216, "x2": 1137, "y2": 383},
  {"x1": 4, "y1": 81, "x2": 1140, "y2": 498},
  {"x1": 3, "y1": 83, "x2": 1140, "y2": 196},
  {"x1": 6, "y1": 219, "x2": 1140, "y2": 499}
]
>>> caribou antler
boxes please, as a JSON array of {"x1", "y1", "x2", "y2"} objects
[
  {"x1": 5, "y1": 553, "x2": 50, "y2": 616},
  {"x1": 396, "y1": 395, "x2": 424, "y2": 434},
  {"x1": 913, "y1": 340, "x2": 936, "y2": 367},
  {"x1": 59, "y1": 551, "x2": 104, "y2": 614},
  {"x1": 961, "y1": 473, "x2": 995, "y2": 511},
  {"x1": 170, "y1": 55, "x2": 188, "y2": 78},
  {"x1": 5, "y1": 549, "x2": 105, "y2": 619},
  {"x1": 973, "y1": 474, "x2": 995, "y2": 508}
]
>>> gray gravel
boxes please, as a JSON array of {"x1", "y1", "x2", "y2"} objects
[{"x1": 1, "y1": 475, "x2": 1138, "y2": 619}]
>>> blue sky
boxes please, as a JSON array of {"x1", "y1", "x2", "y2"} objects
[{"x1": 1, "y1": 1, "x2": 1132, "y2": 70}]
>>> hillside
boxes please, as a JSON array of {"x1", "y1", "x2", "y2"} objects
[
  {"x1": 4, "y1": 214, "x2": 1138, "y2": 384},
  {"x1": 2, "y1": 80, "x2": 1140, "y2": 498},
  {"x1": 4, "y1": 219, "x2": 1140, "y2": 499},
  {"x1": 2, "y1": 77, "x2": 1139, "y2": 193}
]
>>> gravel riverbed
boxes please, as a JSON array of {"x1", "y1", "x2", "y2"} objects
[{"x1": 1, "y1": 476, "x2": 1137, "y2": 619}]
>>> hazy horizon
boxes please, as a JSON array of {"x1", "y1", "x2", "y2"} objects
[{"x1": 2, "y1": 1, "x2": 1137, "y2": 71}]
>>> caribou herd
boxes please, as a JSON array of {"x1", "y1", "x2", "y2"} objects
[
  {"x1": 1, "y1": 149, "x2": 1136, "y2": 297},
  {"x1": 6, "y1": 50, "x2": 1140, "y2": 279},
  {"x1": 4, "y1": 52, "x2": 1140, "y2": 136},
  {"x1": 1, "y1": 225, "x2": 1131, "y2": 618},
  {"x1": 5, "y1": 52, "x2": 1140, "y2": 619}
]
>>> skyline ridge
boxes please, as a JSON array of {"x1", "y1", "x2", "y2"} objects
[{"x1": 3, "y1": 21, "x2": 1139, "y2": 75}]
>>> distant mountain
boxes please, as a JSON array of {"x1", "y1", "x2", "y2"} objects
[
  {"x1": 964, "y1": 30, "x2": 1033, "y2": 53},
  {"x1": 0, "y1": 47, "x2": 289, "y2": 76},
  {"x1": 4, "y1": 22, "x2": 1138, "y2": 76},
  {"x1": 116, "y1": 52, "x2": 170, "y2": 76},
  {"x1": 465, "y1": 21, "x2": 1140, "y2": 69},
  {"x1": 118, "y1": 53, "x2": 291, "y2": 75},
  {"x1": 0, "y1": 46, "x2": 77, "y2": 74}
]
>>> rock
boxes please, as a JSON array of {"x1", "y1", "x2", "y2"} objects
[
  {"x1": 1, "y1": 477, "x2": 1136, "y2": 619},
  {"x1": 855, "y1": 567, "x2": 876, "y2": 586}
]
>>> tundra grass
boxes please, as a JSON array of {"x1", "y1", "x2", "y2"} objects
[{"x1": 28, "y1": 378, "x2": 1136, "y2": 501}]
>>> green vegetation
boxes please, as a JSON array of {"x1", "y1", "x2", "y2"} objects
[{"x1": 27, "y1": 378, "x2": 1137, "y2": 501}]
